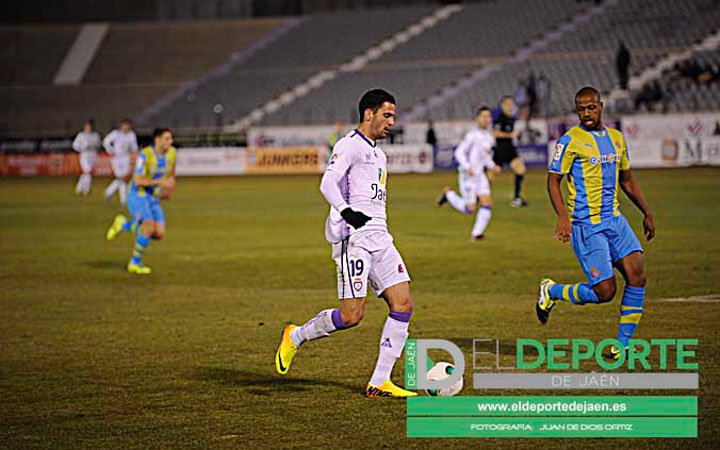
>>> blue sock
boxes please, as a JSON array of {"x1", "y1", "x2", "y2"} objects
[
  {"x1": 549, "y1": 282, "x2": 599, "y2": 304},
  {"x1": 617, "y1": 286, "x2": 645, "y2": 347},
  {"x1": 131, "y1": 234, "x2": 150, "y2": 265},
  {"x1": 121, "y1": 220, "x2": 133, "y2": 232}
]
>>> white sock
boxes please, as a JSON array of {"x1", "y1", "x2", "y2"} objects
[
  {"x1": 446, "y1": 190, "x2": 470, "y2": 214},
  {"x1": 471, "y1": 206, "x2": 492, "y2": 237},
  {"x1": 82, "y1": 173, "x2": 92, "y2": 194},
  {"x1": 370, "y1": 315, "x2": 409, "y2": 386},
  {"x1": 290, "y1": 309, "x2": 341, "y2": 347},
  {"x1": 75, "y1": 177, "x2": 84, "y2": 194},
  {"x1": 105, "y1": 179, "x2": 119, "y2": 198},
  {"x1": 118, "y1": 181, "x2": 128, "y2": 204}
]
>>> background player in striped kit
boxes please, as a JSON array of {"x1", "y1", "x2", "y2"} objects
[
  {"x1": 437, "y1": 106, "x2": 500, "y2": 240},
  {"x1": 103, "y1": 119, "x2": 139, "y2": 205},
  {"x1": 105, "y1": 127, "x2": 176, "y2": 275},
  {"x1": 275, "y1": 89, "x2": 416, "y2": 398},
  {"x1": 72, "y1": 119, "x2": 102, "y2": 196},
  {"x1": 537, "y1": 87, "x2": 655, "y2": 359}
]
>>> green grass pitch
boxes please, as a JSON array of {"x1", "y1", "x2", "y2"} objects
[{"x1": 1, "y1": 168, "x2": 718, "y2": 449}]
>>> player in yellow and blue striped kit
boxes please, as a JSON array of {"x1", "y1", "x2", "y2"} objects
[
  {"x1": 538, "y1": 87, "x2": 655, "y2": 359},
  {"x1": 106, "y1": 128, "x2": 176, "y2": 274}
]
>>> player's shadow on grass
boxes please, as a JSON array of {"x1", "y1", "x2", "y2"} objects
[
  {"x1": 85, "y1": 260, "x2": 125, "y2": 270},
  {"x1": 195, "y1": 366, "x2": 359, "y2": 396}
]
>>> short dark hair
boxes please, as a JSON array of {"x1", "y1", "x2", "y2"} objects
[
  {"x1": 85, "y1": 119, "x2": 95, "y2": 128},
  {"x1": 153, "y1": 127, "x2": 172, "y2": 139},
  {"x1": 358, "y1": 89, "x2": 396, "y2": 119},
  {"x1": 500, "y1": 95, "x2": 513, "y2": 103},
  {"x1": 120, "y1": 118, "x2": 132, "y2": 125},
  {"x1": 476, "y1": 105, "x2": 491, "y2": 116},
  {"x1": 575, "y1": 86, "x2": 601, "y2": 103}
]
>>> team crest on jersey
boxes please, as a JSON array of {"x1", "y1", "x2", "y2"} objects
[
  {"x1": 398, "y1": 264, "x2": 404, "y2": 274},
  {"x1": 353, "y1": 277, "x2": 363, "y2": 291},
  {"x1": 590, "y1": 267, "x2": 600, "y2": 279},
  {"x1": 615, "y1": 140, "x2": 622, "y2": 149}
]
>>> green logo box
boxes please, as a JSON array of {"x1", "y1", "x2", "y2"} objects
[{"x1": 407, "y1": 396, "x2": 697, "y2": 416}]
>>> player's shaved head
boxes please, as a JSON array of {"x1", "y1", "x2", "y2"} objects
[{"x1": 575, "y1": 86, "x2": 601, "y2": 104}]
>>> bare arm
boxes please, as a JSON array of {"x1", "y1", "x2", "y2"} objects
[
  {"x1": 547, "y1": 172, "x2": 571, "y2": 243},
  {"x1": 619, "y1": 169, "x2": 655, "y2": 241}
]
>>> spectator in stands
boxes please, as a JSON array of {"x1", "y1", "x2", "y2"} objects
[
  {"x1": 527, "y1": 72, "x2": 538, "y2": 119},
  {"x1": 634, "y1": 80, "x2": 664, "y2": 112},
  {"x1": 536, "y1": 74, "x2": 551, "y2": 117},
  {"x1": 616, "y1": 41, "x2": 631, "y2": 90},
  {"x1": 713, "y1": 121, "x2": 720, "y2": 136},
  {"x1": 426, "y1": 120, "x2": 437, "y2": 150},
  {"x1": 327, "y1": 121, "x2": 343, "y2": 151}
]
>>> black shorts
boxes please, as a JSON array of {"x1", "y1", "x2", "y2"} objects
[{"x1": 493, "y1": 143, "x2": 519, "y2": 166}]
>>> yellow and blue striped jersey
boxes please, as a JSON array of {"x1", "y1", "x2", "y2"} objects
[
  {"x1": 129, "y1": 145, "x2": 176, "y2": 197},
  {"x1": 549, "y1": 125, "x2": 630, "y2": 225}
]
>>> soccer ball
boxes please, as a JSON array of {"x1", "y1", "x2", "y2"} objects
[{"x1": 425, "y1": 362, "x2": 463, "y2": 397}]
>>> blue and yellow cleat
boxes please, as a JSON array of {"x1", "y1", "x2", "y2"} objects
[
  {"x1": 365, "y1": 380, "x2": 417, "y2": 398},
  {"x1": 106, "y1": 214, "x2": 128, "y2": 241},
  {"x1": 275, "y1": 325, "x2": 299, "y2": 375},
  {"x1": 536, "y1": 278, "x2": 556, "y2": 324},
  {"x1": 127, "y1": 262, "x2": 152, "y2": 275}
]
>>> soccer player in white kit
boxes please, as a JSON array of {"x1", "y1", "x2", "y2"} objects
[
  {"x1": 275, "y1": 89, "x2": 416, "y2": 398},
  {"x1": 437, "y1": 106, "x2": 500, "y2": 240},
  {"x1": 72, "y1": 119, "x2": 102, "y2": 196},
  {"x1": 103, "y1": 119, "x2": 139, "y2": 204}
]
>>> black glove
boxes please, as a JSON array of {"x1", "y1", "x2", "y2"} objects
[{"x1": 341, "y1": 208, "x2": 371, "y2": 230}]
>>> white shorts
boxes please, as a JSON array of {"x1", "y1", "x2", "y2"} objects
[
  {"x1": 79, "y1": 152, "x2": 97, "y2": 174},
  {"x1": 332, "y1": 231, "x2": 411, "y2": 300},
  {"x1": 111, "y1": 156, "x2": 131, "y2": 178},
  {"x1": 459, "y1": 171, "x2": 490, "y2": 203}
]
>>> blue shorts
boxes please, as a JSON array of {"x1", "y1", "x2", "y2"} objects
[
  {"x1": 127, "y1": 194, "x2": 165, "y2": 225},
  {"x1": 570, "y1": 215, "x2": 642, "y2": 285}
]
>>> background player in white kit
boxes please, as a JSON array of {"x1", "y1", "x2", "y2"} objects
[
  {"x1": 275, "y1": 89, "x2": 416, "y2": 398},
  {"x1": 72, "y1": 119, "x2": 102, "y2": 196},
  {"x1": 437, "y1": 106, "x2": 500, "y2": 240},
  {"x1": 103, "y1": 119, "x2": 139, "y2": 205}
]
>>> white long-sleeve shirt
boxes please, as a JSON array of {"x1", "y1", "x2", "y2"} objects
[
  {"x1": 72, "y1": 131, "x2": 102, "y2": 153},
  {"x1": 454, "y1": 127, "x2": 496, "y2": 173},
  {"x1": 320, "y1": 129, "x2": 389, "y2": 243},
  {"x1": 103, "y1": 129, "x2": 138, "y2": 157}
]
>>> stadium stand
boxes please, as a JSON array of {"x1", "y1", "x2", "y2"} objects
[
  {"x1": 139, "y1": 5, "x2": 436, "y2": 130},
  {"x1": 258, "y1": 0, "x2": 587, "y2": 125},
  {"x1": 434, "y1": 0, "x2": 720, "y2": 119},
  {"x1": 657, "y1": 47, "x2": 720, "y2": 112},
  {"x1": 0, "y1": 18, "x2": 284, "y2": 137}
]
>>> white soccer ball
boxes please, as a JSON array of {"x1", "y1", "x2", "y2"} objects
[{"x1": 425, "y1": 362, "x2": 463, "y2": 397}]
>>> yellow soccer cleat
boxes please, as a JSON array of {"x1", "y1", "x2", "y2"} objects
[
  {"x1": 536, "y1": 278, "x2": 557, "y2": 324},
  {"x1": 127, "y1": 263, "x2": 152, "y2": 275},
  {"x1": 106, "y1": 214, "x2": 128, "y2": 241},
  {"x1": 603, "y1": 345, "x2": 626, "y2": 361},
  {"x1": 365, "y1": 380, "x2": 417, "y2": 398},
  {"x1": 275, "y1": 325, "x2": 299, "y2": 375}
]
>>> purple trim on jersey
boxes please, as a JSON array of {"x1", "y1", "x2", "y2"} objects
[
  {"x1": 353, "y1": 129, "x2": 376, "y2": 148},
  {"x1": 331, "y1": 308, "x2": 350, "y2": 330},
  {"x1": 389, "y1": 310, "x2": 412, "y2": 323},
  {"x1": 481, "y1": 205, "x2": 492, "y2": 210}
]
